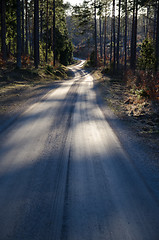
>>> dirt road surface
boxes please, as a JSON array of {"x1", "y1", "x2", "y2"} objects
[{"x1": 0, "y1": 61, "x2": 159, "y2": 240}]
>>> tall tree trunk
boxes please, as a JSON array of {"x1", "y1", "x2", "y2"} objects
[
  {"x1": 146, "y1": 5, "x2": 150, "y2": 37},
  {"x1": 28, "y1": 0, "x2": 33, "y2": 56},
  {"x1": 99, "y1": 15, "x2": 103, "y2": 59},
  {"x1": 117, "y1": 0, "x2": 121, "y2": 72},
  {"x1": 143, "y1": 15, "x2": 146, "y2": 38},
  {"x1": 130, "y1": 0, "x2": 135, "y2": 69},
  {"x1": 130, "y1": 0, "x2": 138, "y2": 70},
  {"x1": 22, "y1": 0, "x2": 25, "y2": 54},
  {"x1": 94, "y1": 0, "x2": 97, "y2": 66},
  {"x1": 112, "y1": 0, "x2": 116, "y2": 73},
  {"x1": 104, "y1": 7, "x2": 107, "y2": 66},
  {"x1": 45, "y1": 0, "x2": 49, "y2": 63},
  {"x1": 1, "y1": 0, "x2": 7, "y2": 61},
  {"x1": 153, "y1": 1, "x2": 157, "y2": 42},
  {"x1": 17, "y1": 0, "x2": 22, "y2": 68},
  {"x1": 25, "y1": 0, "x2": 28, "y2": 54},
  {"x1": 8, "y1": 41, "x2": 11, "y2": 55},
  {"x1": 28, "y1": 6, "x2": 33, "y2": 56},
  {"x1": 134, "y1": 0, "x2": 138, "y2": 68},
  {"x1": 40, "y1": 8, "x2": 43, "y2": 41},
  {"x1": 128, "y1": 19, "x2": 131, "y2": 57},
  {"x1": 110, "y1": 16, "x2": 113, "y2": 65},
  {"x1": 124, "y1": 0, "x2": 127, "y2": 69},
  {"x1": 28, "y1": 15, "x2": 31, "y2": 55},
  {"x1": 155, "y1": 1, "x2": 159, "y2": 72},
  {"x1": 34, "y1": 0, "x2": 39, "y2": 68},
  {"x1": 53, "y1": 0, "x2": 56, "y2": 66}
]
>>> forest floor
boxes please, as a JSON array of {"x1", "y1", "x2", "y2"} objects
[
  {"x1": 0, "y1": 62, "x2": 73, "y2": 132},
  {"x1": 0, "y1": 62, "x2": 159, "y2": 157},
  {"x1": 93, "y1": 69, "x2": 159, "y2": 160}
]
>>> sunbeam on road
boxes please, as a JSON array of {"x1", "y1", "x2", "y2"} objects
[{"x1": 0, "y1": 61, "x2": 159, "y2": 240}]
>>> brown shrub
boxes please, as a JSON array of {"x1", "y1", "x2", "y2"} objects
[{"x1": 123, "y1": 69, "x2": 159, "y2": 101}]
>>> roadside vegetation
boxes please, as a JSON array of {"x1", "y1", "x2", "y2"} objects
[
  {"x1": 0, "y1": 0, "x2": 74, "y2": 71},
  {"x1": 66, "y1": 0, "x2": 159, "y2": 150},
  {"x1": 68, "y1": 0, "x2": 159, "y2": 124},
  {"x1": 0, "y1": 59, "x2": 73, "y2": 109},
  {"x1": 0, "y1": 0, "x2": 75, "y2": 116}
]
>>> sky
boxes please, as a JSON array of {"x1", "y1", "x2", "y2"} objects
[{"x1": 63, "y1": 0, "x2": 84, "y2": 6}]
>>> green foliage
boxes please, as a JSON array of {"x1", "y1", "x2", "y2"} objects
[
  {"x1": 72, "y1": 0, "x2": 94, "y2": 52},
  {"x1": 45, "y1": 65, "x2": 54, "y2": 74},
  {"x1": 73, "y1": 0, "x2": 93, "y2": 35},
  {"x1": 5, "y1": 0, "x2": 17, "y2": 52},
  {"x1": 44, "y1": 64, "x2": 70, "y2": 79},
  {"x1": 59, "y1": 40, "x2": 74, "y2": 65},
  {"x1": 135, "y1": 89, "x2": 149, "y2": 98},
  {"x1": 55, "y1": 27, "x2": 74, "y2": 65},
  {"x1": 39, "y1": 42, "x2": 46, "y2": 63},
  {"x1": 84, "y1": 51, "x2": 96, "y2": 67},
  {"x1": 138, "y1": 38, "x2": 156, "y2": 71},
  {"x1": 53, "y1": 0, "x2": 74, "y2": 65},
  {"x1": 0, "y1": 0, "x2": 73, "y2": 66}
]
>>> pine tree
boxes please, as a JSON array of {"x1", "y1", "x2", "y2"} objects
[
  {"x1": 53, "y1": 0, "x2": 56, "y2": 66},
  {"x1": 155, "y1": 1, "x2": 159, "y2": 71},
  {"x1": 130, "y1": 0, "x2": 138, "y2": 70},
  {"x1": 112, "y1": 0, "x2": 116, "y2": 72},
  {"x1": 94, "y1": 0, "x2": 97, "y2": 66},
  {"x1": 45, "y1": 0, "x2": 49, "y2": 62},
  {"x1": 124, "y1": 0, "x2": 127, "y2": 69},
  {"x1": 17, "y1": 0, "x2": 22, "y2": 68},
  {"x1": 22, "y1": 0, "x2": 25, "y2": 54},
  {"x1": 117, "y1": 0, "x2": 121, "y2": 71},
  {"x1": 25, "y1": 0, "x2": 29, "y2": 54},
  {"x1": 1, "y1": 0, "x2": 7, "y2": 60},
  {"x1": 34, "y1": 0, "x2": 39, "y2": 68}
]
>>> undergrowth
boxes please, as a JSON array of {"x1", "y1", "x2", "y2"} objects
[
  {"x1": 123, "y1": 69, "x2": 159, "y2": 101},
  {"x1": 0, "y1": 58, "x2": 71, "y2": 89}
]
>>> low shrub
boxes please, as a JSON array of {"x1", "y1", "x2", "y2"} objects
[
  {"x1": 45, "y1": 65, "x2": 54, "y2": 74},
  {"x1": 123, "y1": 69, "x2": 159, "y2": 101}
]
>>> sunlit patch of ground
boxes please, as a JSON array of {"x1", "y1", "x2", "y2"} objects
[
  {"x1": 93, "y1": 69, "x2": 159, "y2": 160},
  {"x1": 0, "y1": 62, "x2": 73, "y2": 126}
]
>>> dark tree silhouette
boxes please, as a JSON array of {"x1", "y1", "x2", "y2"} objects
[
  {"x1": 17, "y1": 0, "x2": 22, "y2": 68},
  {"x1": 1, "y1": 0, "x2": 7, "y2": 60},
  {"x1": 34, "y1": 0, "x2": 39, "y2": 68}
]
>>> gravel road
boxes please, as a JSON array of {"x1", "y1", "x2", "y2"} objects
[{"x1": 0, "y1": 61, "x2": 159, "y2": 240}]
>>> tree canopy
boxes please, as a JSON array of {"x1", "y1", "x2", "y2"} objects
[{"x1": 0, "y1": 0, "x2": 74, "y2": 67}]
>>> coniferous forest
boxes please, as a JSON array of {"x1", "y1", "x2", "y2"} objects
[
  {"x1": 67, "y1": 0, "x2": 159, "y2": 100},
  {"x1": 69, "y1": 0, "x2": 158, "y2": 71},
  {"x1": 0, "y1": 0, "x2": 74, "y2": 68},
  {"x1": 0, "y1": 0, "x2": 159, "y2": 100}
]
